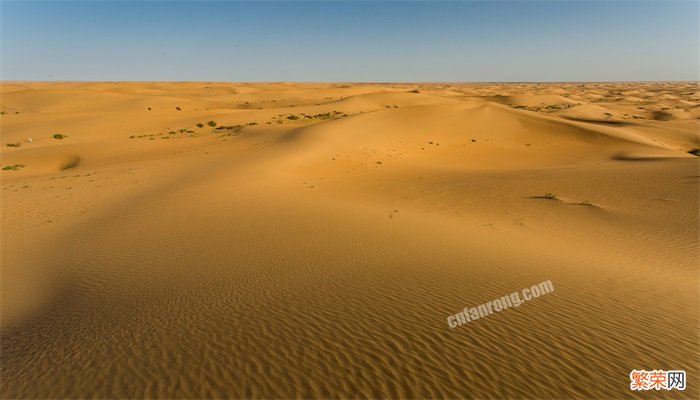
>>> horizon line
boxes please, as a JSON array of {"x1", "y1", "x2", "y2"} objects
[{"x1": 2, "y1": 80, "x2": 698, "y2": 84}]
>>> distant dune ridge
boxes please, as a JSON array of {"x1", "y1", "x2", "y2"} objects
[{"x1": 1, "y1": 81, "x2": 698, "y2": 398}]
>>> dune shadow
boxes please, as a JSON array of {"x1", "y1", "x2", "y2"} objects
[
  {"x1": 611, "y1": 153, "x2": 674, "y2": 162},
  {"x1": 563, "y1": 116, "x2": 632, "y2": 127},
  {"x1": 525, "y1": 196, "x2": 561, "y2": 201},
  {"x1": 59, "y1": 156, "x2": 81, "y2": 170},
  {"x1": 567, "y1": 202, "x2": 603, "y2": 209}
]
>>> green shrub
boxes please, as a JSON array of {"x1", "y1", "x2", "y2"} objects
[
  {"x1": 687, "y1": 148, "x2": 700, "y2": 157},
  {"x1": 2, "y1": 164, "x2": 25, "y2": 171},
  {"x1": 6, "y1": 143, "x2": 21, "y2": 147},
  {"x1": 544, "y1": 192, "x2": 557, "y2": 199},
  {"x1": 215, "y1": 125, "x2": 243, "y2": 131},
  {"x1": 196, "y1": 123, "x2": 204, "y2": 128},
  {"x1": 207, "y1": 120, "x2": 217, "y2": 127}
]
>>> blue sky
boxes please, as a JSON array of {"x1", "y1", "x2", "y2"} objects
[{"x1": 1, "y1": 1, "x2": 697, "y2": 82}]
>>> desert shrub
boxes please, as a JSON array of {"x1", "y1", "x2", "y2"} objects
[
  {"x1": 2, "y1": 164, "x2": 25, "y2": 170},
  {"x1": 215, "y1": 125, "x2": 243, "y2": 132},
  {"x1": 6, "y1": 143, "x2": 21, "y2": 147},
  {"x1": 176, "y1": 107, "x2": 182, "y2": 111},
  {"x1": 53, "y1": 134, "x2": 67, "y2": 140},
  {"x1": 207, "y1": 120, "x2": 217, "y2": 127},
  {"x1": 196, "y1": 123, "x2": 204, "y2": 128},
  {"x1": 688, "y1": 148, "x2": 700, "y2": 157},
  {"x1": 544, "y1": 192, "x2": 557, "y2": 199}
]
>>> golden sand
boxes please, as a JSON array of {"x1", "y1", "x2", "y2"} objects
[{"x1": 1, "y1": 82, "x2": 698, "y2": 398}]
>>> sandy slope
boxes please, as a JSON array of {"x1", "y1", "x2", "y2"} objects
[{"x1": 1, "y1": 81, "x2": 698, "y2": 399}]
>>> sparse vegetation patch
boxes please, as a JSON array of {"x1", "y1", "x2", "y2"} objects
[
  {"x1": 215, "y1": 125, "x2": 243, "y2": 132},
  {"x1": 273, "y1": 111, "x2": 347, "y2": 124},
  {"x1": 510, "y1": 103, "x2": 577, "y2": 113}
]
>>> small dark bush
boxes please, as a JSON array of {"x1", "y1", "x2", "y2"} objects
[
  {"x1": 207, "y1": 120, "x2": 217, "y2": 127},
  {"x1": 53, "y1": 134, "x2": 67, "y2": 140}
]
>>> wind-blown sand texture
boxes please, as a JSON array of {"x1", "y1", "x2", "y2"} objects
[{"x1": 1, "y1": 81, "x2": 698, "y2": 398}]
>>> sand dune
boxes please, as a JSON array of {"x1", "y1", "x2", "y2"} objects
[
  {"x1": 486, "y1": 93, "x2": 579, "y2": 107},
  {"x1": 1, "y1": 82, "x2": 698, "y2": 399}
]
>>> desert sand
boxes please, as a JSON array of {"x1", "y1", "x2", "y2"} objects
[{"x1": 1, "y1": 81, "x2": 698, "y2": 398}]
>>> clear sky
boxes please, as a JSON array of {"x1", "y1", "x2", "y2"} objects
[{"x1": 1, "y1": 0, "x2": 697, "y2": 82}]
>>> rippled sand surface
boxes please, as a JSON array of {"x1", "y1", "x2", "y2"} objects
[{"x1": 1, "y1": 82, "x2": 698, "y2": 398}]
